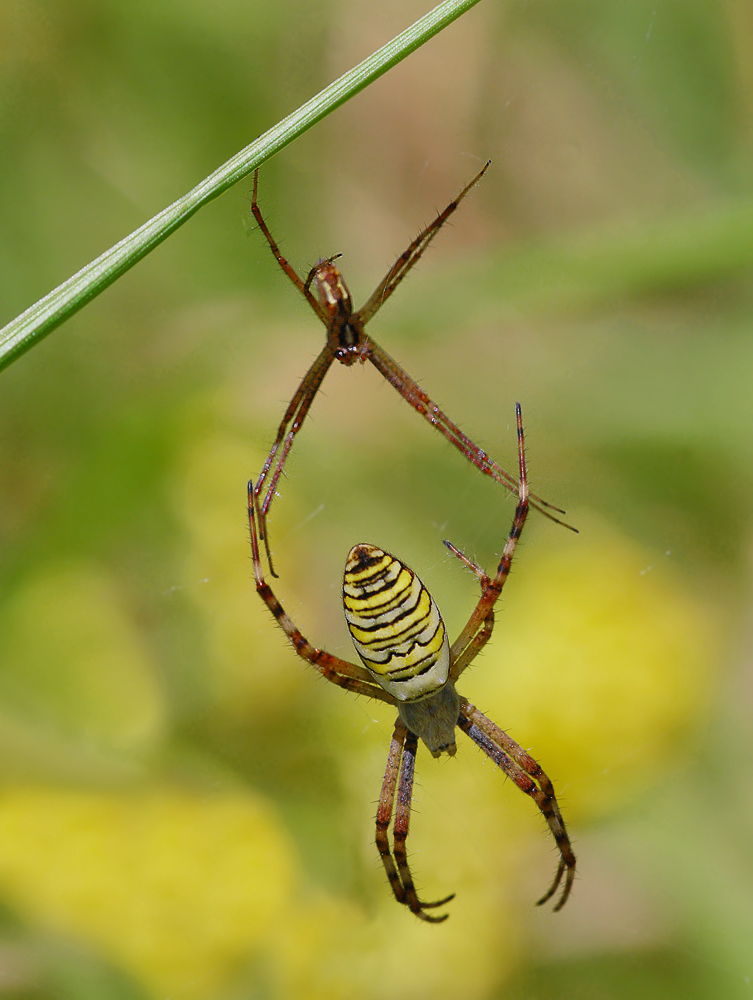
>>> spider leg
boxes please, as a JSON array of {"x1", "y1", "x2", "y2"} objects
[
  {"x1": 376, "y1": 721, "x2": 455, "y2": 923},
  {"x1": 447, "y1": 609, "x2": 494, "y2": 684},
  {"x1": 367, "y1": 340, "x2": 515, "y2": 494},
  {"x1": 303, "y1": 255, "x2": 342, "y2": 296},
  {"x1": 251, "y1": 170, "x2": 328, "y2": 323},
  {"x1": 442, "y1": 543, "x2": 495, "y2": 682},
  {"x1": 248, "y1": 477, "x2": 392, "y2": 702},
  {"x1": 254, "y1": 345, "x2": 336, "y2": 573},
  {"x1": 357, "y1": 162, "x2": 491, "y2": 325},
  {"x1": 443, "y1": 539, "x2": 490, "y2": 584},
  {"x1": 367, "y1": 342, "x2": 571, "y2": 527},
  {"x1": 450, "y1": 403, "x2": 530, "y2": 670},
  {"x1": 459, "y1": 699, "x2": 576, "y2": 910}
]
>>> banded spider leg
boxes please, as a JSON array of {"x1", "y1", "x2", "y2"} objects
[
  {"x1": 376, "y1": 722, "x2": 455, "y2": 923},
  {"x1": 440, "y1": 413, "x2": 576, "y2": 909},
  {"x1": 458, "y1": 703, "x2": 576, "y2": 910}
]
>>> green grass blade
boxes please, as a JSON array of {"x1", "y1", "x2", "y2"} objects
[{"x1": 0, "y1": 0, "x2": 485, "y2": 373}]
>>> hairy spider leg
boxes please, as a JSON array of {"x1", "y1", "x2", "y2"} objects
[
  {"x1": 254, "y1": 344, "x2": 335, "y2": 575},
  {"x1": 458, "y1": 701, "x2": 576, "y2": 911},
  {"x1": 445, "y1": 402, "x2": 530, "y2": 678},
  {"x1": 366, "y1": 339, "x2": 518, "y2": 493},
  {"x1": 247, "y1": 477, "x2": 392, "y2": 702},
  {"x1": 250, "y1": 170, "x2": 327, "y2": 321},
  {"x1": 356, "y1": 161, "x2": 491, "y2": 324},
  {"x1": 376, "y1": 721, "x2": 455, "y2": 923},
  {"x1": 442, "y1": 407, "x2": 575, "y2": 908}
]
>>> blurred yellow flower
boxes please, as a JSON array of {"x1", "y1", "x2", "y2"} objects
[
  {"x1": 0, "y1": 782, "x2": 527, "y2": 1000},
  {"x1": 0, "y1": 787, "x2": 296, "y2": 998}
]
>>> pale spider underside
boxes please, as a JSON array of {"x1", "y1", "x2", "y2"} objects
[
  {"x1": 251, "y1": 163, "x2": 574, "y2": 573},
  {"x1": 247, "y1": 404, "x2": 576, "y2": 922}
]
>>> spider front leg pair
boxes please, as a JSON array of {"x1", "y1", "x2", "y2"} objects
[
  {"x1": 251, "y1": 163, "x2": 573, "y2": 572},
  {"x1": 248, "y1": 404, "x2": 576, "y2": 921}
]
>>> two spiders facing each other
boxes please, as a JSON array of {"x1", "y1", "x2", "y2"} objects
[{"x1": 247, "y1": 166, "x2": 576, "y2": 923}]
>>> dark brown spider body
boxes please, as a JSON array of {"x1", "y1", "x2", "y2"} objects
[
  {"x1": 247, "y1": 404, "x2": 576, "y2": 923},
  {"x1": 250, "y1": 163, "x2": 574, "y2": 574},
  {"x1": 309, "y1": 258, "x2": 368, "y2": 364}
]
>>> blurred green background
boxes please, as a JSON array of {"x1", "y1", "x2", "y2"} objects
[{"x1": 1, "y1": 0, "x2": 752, "y2": 997}]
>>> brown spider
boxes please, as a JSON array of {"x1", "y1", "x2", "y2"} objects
[
  {"x1": 251, "y1": 163, "x2": 573, "y2": 572},
  {"x1": 247, "y1": 403, "x2": 576, "y2": 922}
]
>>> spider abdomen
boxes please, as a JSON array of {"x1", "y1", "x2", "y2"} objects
[{"x1": 343, "y1": 544, "x2": 450, "y2": 703}]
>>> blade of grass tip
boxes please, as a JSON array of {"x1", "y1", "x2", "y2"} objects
[{"x1": 0, "y1": 0, "x2": 486, "y2": 374}]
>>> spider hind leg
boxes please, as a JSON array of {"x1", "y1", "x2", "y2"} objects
[
  {"x1": 459, "y1": 699, "x2": 576, "y2": 911},
  {"x1": 376, "y1": 722, "x2": 455, "y2": 923}
]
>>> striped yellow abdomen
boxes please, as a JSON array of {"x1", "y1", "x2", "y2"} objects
[{"x1": 343, "y1": 544, "x2": 450, "y2": 703}]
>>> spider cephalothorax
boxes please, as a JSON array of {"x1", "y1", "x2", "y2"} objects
[
  {"x1": 250, "y1": 164, "x2": 573, "y2": 573},
  {"x1": 248, "y1": 404, "x2": 576, "y2": 922}
]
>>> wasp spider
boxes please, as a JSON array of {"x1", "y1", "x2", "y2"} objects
[
  {"x1": 247, "y1": 404, "x2": 575, "y2": 922},
  {"x1": 251, "y1": 163, "x2": 572, "y2": 571}
]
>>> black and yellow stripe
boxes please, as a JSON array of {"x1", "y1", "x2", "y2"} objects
[{"x1": 343, "y1": 544, "x2": 450, "y2": 703}]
